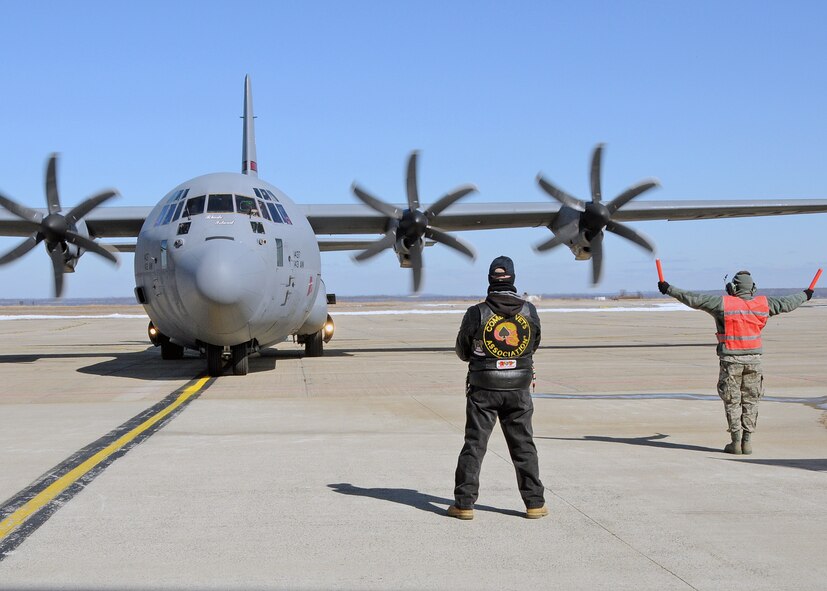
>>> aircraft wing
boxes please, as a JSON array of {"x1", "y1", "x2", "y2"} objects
[
  {"x1": 0, "y1": 206, "x2": 151, "y2": 238},
  {"x1": 301, "y1": 199, "x2": 827, "y2": 234}
]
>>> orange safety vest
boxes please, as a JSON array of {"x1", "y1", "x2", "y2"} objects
[{"x1": 716, "y1": 295, "x2": 769, "y2": 352}]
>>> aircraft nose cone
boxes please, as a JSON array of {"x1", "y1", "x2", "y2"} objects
[
  {"x1": 195, "y1": 250, "x2": 247, "y2": 305},
  {"x1": 175, "y1": 239, "x2": 266, "y2": 339},
  {"x1": 187, "y1": 240, "x2": 265, "y2": 306}
]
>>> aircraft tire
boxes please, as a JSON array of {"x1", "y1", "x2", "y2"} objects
[
  {"x1": 161, "y1": 340, "x2": 184, "y2": 360},
  {"x1": 232, "y1": 343, "x2": 249, "y2": 375},
  {"x1": 304, "y1": 330, "x2": 324, "y2": 357},
  {"x1": 207, "y1": 344, "x2": 224, "y2": 376}
]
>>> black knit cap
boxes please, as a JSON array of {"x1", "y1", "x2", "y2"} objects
[{"x1": 488, "y1": 255, "x2": 516, "y2": 286}]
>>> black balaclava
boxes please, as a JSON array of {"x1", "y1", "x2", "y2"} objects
[{"x1": 487, "y1": 255, "x2": 517, "y2": 294}]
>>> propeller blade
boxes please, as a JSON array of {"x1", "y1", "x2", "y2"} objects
[
  {"x1": 8, "y1": 219, "x2": 44, "y2": 235},
  {"x1": 425, "y1": 184, "x2": 477, "y2": 218},
  {"x1": 49, "y1": 245, "x2": 65, "y2": 298},
  {"x1": 405, "y1": 151, "x2": 420, "y2": 211},
  {"x1": 606, "y1": 180, "x2": 660, "y2": 215},
  {"x1": 0, "y1": 191, "x2": 41, "y2": 222},
  {"x1": 605, "y1": 220, "x2": 655, "y2": 252},
  {"x1": 351, "y1": 184, "x2": 401, "y2": 219},
  {"x1": 590, "y1": 231, "x2": 604, "y2": 284},
  {"x1": 0, "y1": 234, "x2": 42, "y2": 265},
  {"x1": 409, "y1": 241, "x2": 423, "y2": 292},
  {"x1": 534, "y1": 221, "x2": 580, "y2": 252},
  {"x1": 65, "y1": 190, "x2": 118, "y2": 225},
  {"x1": 536, "y1": 175, "x2": 585, "y2": 211},
  {"x1": 590, "y1": 144, "x2": 604, "y2": 203},
  {"x1": 64, "y1": 231, "x2": 119, "y2": 264},
  {"x1": 45, "y1": 154, "x2": 62, "y2": 215},
  {"x1": 424, "y1": 226, "x2": 475, "y2": 259},
  {"x1": 353, "y1": 229, "x2": 397, "y2": 262}
]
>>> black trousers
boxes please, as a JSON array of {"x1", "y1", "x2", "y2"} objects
[{"x1": 454, "y1": 386, "x2": 545, "y2": 509}]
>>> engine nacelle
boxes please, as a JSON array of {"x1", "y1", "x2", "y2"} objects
[
  {"x1": 296, "y1": 278, "x2": 329, "y2": 335},
  {"x1": 47, "y1": 218, "x2": 91, "y2": 273},
  {"x1": 394, "y1": 236, "x2": 424, "y2": 269},
  {"x1": 547, "y1": 207, "x2": 595, "y2": 260}
]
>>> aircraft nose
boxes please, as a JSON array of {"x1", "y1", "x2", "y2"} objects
[
  {"x1": 194, "y1": 244, "x2": 253, "y2": 305},
  {"x1": 175, "y1": 239, "x2": 267, "y2": 338}
]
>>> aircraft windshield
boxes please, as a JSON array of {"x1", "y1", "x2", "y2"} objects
[
  {"x1": 183, "y1": 195, "x2": 206, "y2": 217},
  {"x1": 235, "y1": 195, "x2": 260, "y2": 216},
  {"x1": 207, "y1": 194, "x2": 234, "y2": 213}
]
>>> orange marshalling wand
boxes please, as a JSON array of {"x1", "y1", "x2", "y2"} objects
[
  {"x1": 656, "y1": 259, "x2": 665, "y2": 282},
  {"x1": 808, "y1": 269, "x2": 822, "y2": 291}
]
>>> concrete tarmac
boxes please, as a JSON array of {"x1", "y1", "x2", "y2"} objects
[{"x1": 0, "y1": 298, "x2": 826, "y2": 590}]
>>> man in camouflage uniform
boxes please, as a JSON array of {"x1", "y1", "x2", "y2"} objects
[
  {"x1": 659, "y1": 271, "x2": 813, "y2": 454},
  {"x1": 449, "y1": 256, "x2": 547, "y2": 520}
]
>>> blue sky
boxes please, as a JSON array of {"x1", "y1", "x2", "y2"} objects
[{"x1": 1, "y1": 1, "x2": 826, "y2": 298}]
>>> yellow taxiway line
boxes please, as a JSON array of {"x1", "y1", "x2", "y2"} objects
[{"x1": 0, "y1": 376, "x2": 211, "y2": 541}]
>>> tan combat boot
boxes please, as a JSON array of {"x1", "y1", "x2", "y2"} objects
[
  {"x1": 526, "y1": 505, "x2": 549, "y2": 519},
  {"x1": 741, "y1": 431, "x2": 753, "y2": 455},
  {"x1": 724, "y1": 431, "x2": 742, "y2": 454},
  {"x1": 447, "y1": 505, "x2": 474, "y2": 520}
]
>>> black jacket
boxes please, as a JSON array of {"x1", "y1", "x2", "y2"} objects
[{"x1": 456, "y1": 291, "x2": 541, "y2": 390}]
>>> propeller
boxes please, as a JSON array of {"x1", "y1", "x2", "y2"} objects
[
  {"x1": 535, "y1": 144, "x2": 659, "y2": 284},
  {"x1": 351, "y1": 151, "x2": 477, "y2": 292},
  {"x1": 0, "y1": 154, "x2": 119, "y2": 297}
]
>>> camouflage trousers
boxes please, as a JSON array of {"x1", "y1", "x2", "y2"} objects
[{"x1": 717, "y1": 359, "x2": 764, "y2": 434}]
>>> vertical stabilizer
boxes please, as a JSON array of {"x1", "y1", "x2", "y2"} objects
[{"x1": 242, "y1": 75, "x2": 258, "y2": 177}]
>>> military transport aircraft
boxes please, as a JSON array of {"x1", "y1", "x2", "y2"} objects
[{"x1": 2, "y1": 76, "x2": 827, "y2": 377}]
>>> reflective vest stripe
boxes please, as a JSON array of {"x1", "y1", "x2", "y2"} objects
[{"x1": 716, "y1": 296, "x2": 769, "y2": 351}]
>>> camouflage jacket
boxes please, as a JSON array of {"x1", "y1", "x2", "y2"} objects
[{"x1": 665, "y1": 285, "x2": 807, "y2": 359}]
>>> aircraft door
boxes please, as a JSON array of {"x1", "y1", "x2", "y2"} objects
[{"x1": 274, "y1": 238, "x2": 293, "y2": 306}]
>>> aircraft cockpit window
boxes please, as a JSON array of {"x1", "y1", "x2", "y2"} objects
[
  {"x1": 184, "y1": 195, "x2": 206, "y2": 217},
  {"x1": 257, "y1": 199, "x2": 272, "y2": 221},
  {"x1": 275, "y1": 203, "x2": 292, "y2": 224},
  {"x1": 154, "y1": 204, "x2": 172, "y2": 227},
  {"x1": 265, "y1": 189, "x2": 280, "y2": 202},
  {"x1": 266, "y1": 202, "x2": 283, "y2": 223},
  {"x1": 207, "y1": 194, "x2": 234, "y2": 213},
  {"x1": 250, "y1": 221, "x2": 265, "y2": 234},
  {"x1": 253, "y1": 188, "x2": 268, "y2": 200},
  {"x1": 235, "y1": 195, "x2": 260, "y2": 216},
  {"x1": 161, "y1": 203, "x2": 178, "y2": 225},
  {"x1": 171, "y1": 200, "x2": 186, "y2": 222}
]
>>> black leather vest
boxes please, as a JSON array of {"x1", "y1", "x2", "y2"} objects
[{"x1": 467, "y1": 302, "x2": 537, "y2": 390}]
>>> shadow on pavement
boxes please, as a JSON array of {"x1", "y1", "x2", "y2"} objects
[
  {"x1": 327, "y1": 482, "x2": 525, "y2": 518},
  {"x1": 538, "y1": 433, "x2": 722, "y2": 453},
  {"x1": 721, "y1": 458, "x2": 827, "y2": 472}
]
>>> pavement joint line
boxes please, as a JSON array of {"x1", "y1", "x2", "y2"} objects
[
  {"x1": 0, "y1": 375, "x2": 213, "y2": 561},
  {"x1": 545, "y1": 486, "x2": 700, "y2": 590}
]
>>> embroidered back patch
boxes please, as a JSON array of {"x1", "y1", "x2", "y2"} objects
[{"x1": 483, "y1": 313, "x2": 531, "y2": 358}]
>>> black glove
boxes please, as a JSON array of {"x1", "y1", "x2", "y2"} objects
[
  {"x1": 658, "y1": 281, "x2": 670, "y2": 295},
  {"x1": 804, "y1": 289, "x2": 813, "y2": 300}
]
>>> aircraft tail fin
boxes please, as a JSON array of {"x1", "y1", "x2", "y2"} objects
[{"x1": 242, "y1": 75, "x2": 258, "y2": 177}]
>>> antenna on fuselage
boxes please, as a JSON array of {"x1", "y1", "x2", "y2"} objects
[{"x1": 242, "y1": 74, "x2": 258, "y2": 177}]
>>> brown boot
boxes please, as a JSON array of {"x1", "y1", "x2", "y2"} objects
[
  {"x1": 447, "y1": 505, "x2": 474, "y2": 520},
  {"x1": 741, "y1": 431, "x2": 753, "y2": 455},
  {"x1": 724, "y1": 431, "x2": 742, "y2": 454},
  {"x1": 526, "y1": 505, "x2": 549, "y2": 519}
]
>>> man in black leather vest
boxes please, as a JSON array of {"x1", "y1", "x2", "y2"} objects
[{"x1": 448, "y1": 256, "x2": 548, "y2": 520}]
